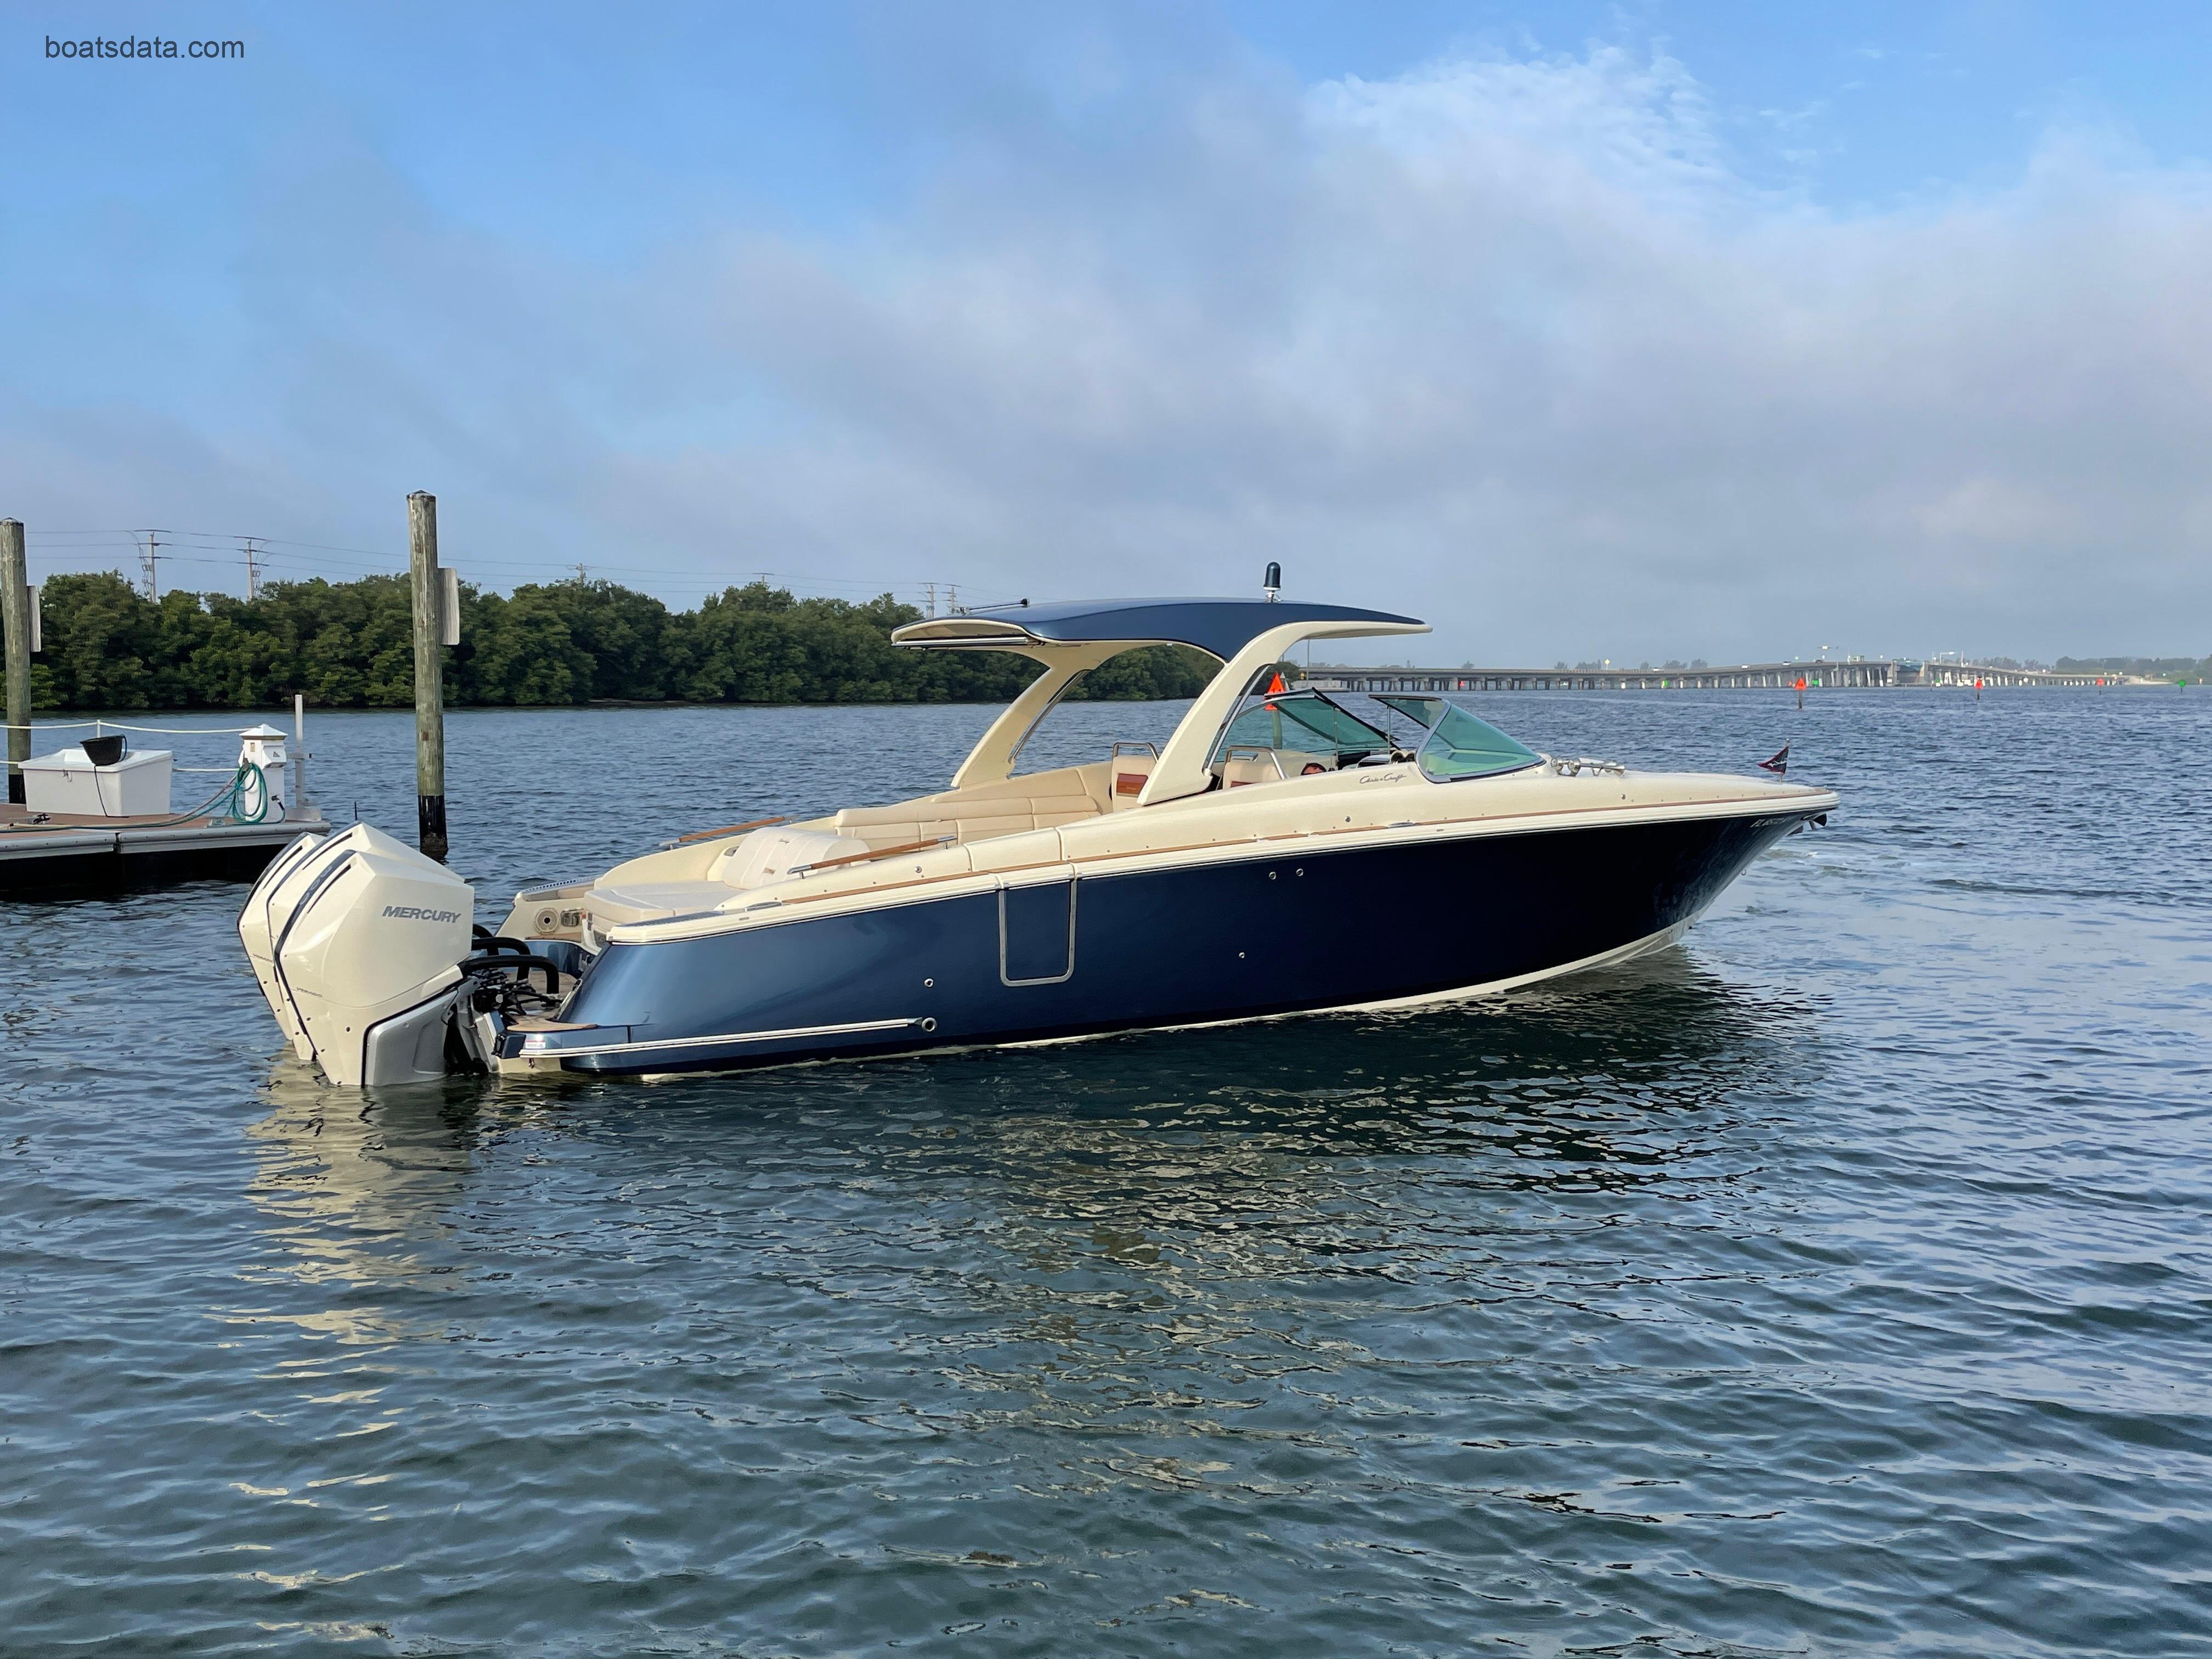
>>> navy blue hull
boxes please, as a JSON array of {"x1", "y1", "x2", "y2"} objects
[{"x1": 548, "y1": 810, "x2": 1809, "y2": 1075}]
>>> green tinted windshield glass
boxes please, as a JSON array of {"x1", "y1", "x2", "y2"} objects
[
  {"x1": 1220, "y1": 690, "x2": 1388, "y2": 760},
  {"x1": 1374, "y1": 695, "x2": 1541, "y2": 780}
]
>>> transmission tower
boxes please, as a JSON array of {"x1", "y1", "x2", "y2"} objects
[
  {"x1": 138, "y1": 531, "x2": 162, "y2": 601},
  {"x1": 243, "y1": 537, "x2": 263, "y2": 601}
]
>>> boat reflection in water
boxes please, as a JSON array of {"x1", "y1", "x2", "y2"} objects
[
  {"x1": 230, "y1": 956, "x2": 1824, "y2": 1516},
  {"x1": 239, "y1": 1060, "x2": 490, "y2": 1347},
  {"x1": 768, "y1": 960, "x2": 1830, "y2": 1500},
  {"x1": 839, "y1": 953, "x2": 1822, "y2": 1268}
]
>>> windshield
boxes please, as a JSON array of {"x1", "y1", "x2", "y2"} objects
[
  {"x1": 1218, "y1": 687, "x2": 1389, "y2": 764},
  {"x1": 1373, "y1": 695, "x2": 1542, "y2": 781}
]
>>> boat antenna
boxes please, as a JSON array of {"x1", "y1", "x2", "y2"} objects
[{"x1": 1263, "y1": 561, "x2": 1281, "y2": 603}]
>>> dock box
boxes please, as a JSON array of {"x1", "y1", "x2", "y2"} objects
[{"x1": 20, "y1": 747, "x2": 174, "y2": 818}]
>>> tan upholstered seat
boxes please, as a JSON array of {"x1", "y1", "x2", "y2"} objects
[
  {"x1": 833, "y1": 793, "x2": 1101, "y2": 849},
  {"x1": 816, "y1": 760, "x2": 1113, "y2": 850},
  {"x1": 1108, "y1": 753, "x2": 1155, "y2": 809},
  {"x1": 1221, "y1": 749, "x2": 1332, "y2": 788}
]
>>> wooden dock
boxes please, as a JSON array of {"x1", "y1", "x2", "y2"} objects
[{"x1": 0, "y1": 803, "x2": 327, "y2": 893}]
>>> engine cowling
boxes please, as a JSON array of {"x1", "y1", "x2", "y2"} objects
[{"x1": 238, "y1": 823, "x2": 475, "y2": 1086}]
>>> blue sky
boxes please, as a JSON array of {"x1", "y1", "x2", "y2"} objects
[{"x1": 5, "y1": 2, "x2": 2209, "y2": 661}]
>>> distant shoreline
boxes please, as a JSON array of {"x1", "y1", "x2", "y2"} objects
[{"x1": 20, "y1": 680, "x2": 2192, "y2": 725}]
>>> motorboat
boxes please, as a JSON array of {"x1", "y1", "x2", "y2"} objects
[{"x1": 240, "y1": 586, "x2": 1836, "y2": 1086}]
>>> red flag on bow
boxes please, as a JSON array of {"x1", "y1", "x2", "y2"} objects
[{"x1": 1757, "y1": 743, "x2": 1790, "y2": 775}]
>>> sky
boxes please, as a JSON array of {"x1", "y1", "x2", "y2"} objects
[{"x1": 3, "y1": 1, "x2": 2210, "y2": 665}]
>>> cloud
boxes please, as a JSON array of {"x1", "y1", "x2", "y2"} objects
[
  {"x1": 7, "y1": 32, "x2": 2210, "y2": 661},
  {"x1": 641, "y1": 45, "x2": 2212, "y2": 658}
]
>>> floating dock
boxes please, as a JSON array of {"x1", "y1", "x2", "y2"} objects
[
  {"x1": 3, "y1": 707, "x2": 328, "y2": 894},
  {"x1": 0, "y1": 802, "x2": 326, "y2": 892},
  {"x1": 3, "y1": 517, "x2": 364, "y2": 896}
]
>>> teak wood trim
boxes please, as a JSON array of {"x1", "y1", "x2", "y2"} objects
[
  {"x1": 677, "y1": 816, "x2": 785, "y2": 844},
  {"x1": 798, "y1": 834, "x2": 955, "y2": 872}
]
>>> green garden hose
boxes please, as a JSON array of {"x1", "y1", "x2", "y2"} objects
[{"x1": 0, "y1": 759, "x2": 272, "y2": 832}]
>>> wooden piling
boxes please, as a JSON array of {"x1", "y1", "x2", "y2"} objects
[
  {"x1": 292, "y1": 691, "x2": 310, "y2": 815},
  {"x1": 2, "y1": 520, "x2": 29, "y2": 805},
  {"x1": 408, "y1": 492, "x2": 447, "y2": 861}
]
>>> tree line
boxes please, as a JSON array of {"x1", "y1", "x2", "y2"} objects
[{"x1": 24, "y1": 572, "x2": 1219, "y2": 710}]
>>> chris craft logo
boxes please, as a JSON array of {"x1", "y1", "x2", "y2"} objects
[
  {"x1": 382, "y1": 905, "x2": 463, "y2": 924},
  {"x1": 47, "y1": 34, "x2": 245, "y2": 59}
]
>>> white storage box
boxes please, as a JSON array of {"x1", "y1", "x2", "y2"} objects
[{"x1": 20, "y1": 747, "x2": 174, "y2": 818}]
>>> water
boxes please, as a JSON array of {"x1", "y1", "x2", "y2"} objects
[{"x1": 4, "y1": 689, "x2": 2209, "y2": 1656}]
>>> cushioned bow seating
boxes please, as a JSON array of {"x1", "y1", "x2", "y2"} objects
[
  {"x1": 579, "y1": 759, "x2": 1150, "y2": 935},
  {"x1": 830, "y1": 763, "x2": 1111, "y2": 849}
]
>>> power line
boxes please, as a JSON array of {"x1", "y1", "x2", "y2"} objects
[
  {"x1": 33, "y1": 528, "x2": 1013, "y2": 593},
  {"x1": 29, "y1": 528, "x2": 400, "y2": 561},
  {"x1": 22, "y1": 526, "x2": 1030, "y2": 608}
]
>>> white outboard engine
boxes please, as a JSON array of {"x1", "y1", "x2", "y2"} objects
[{"x1": 238, "y1": 823, "x2": 475, "y2": 1086}]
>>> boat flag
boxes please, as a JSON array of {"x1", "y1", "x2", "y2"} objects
[{"x1": 1757, "y1": 743, "x2": 1790, "y2": 775}]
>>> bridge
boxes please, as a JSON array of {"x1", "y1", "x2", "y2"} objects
[{"x1": 1302, "y1": 659, "x2": 2115, "y2": 693}]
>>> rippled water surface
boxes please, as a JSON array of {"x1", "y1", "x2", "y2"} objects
[{"x1": 5, "y1": 689, "x2": 2209, "y2": 1657}]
